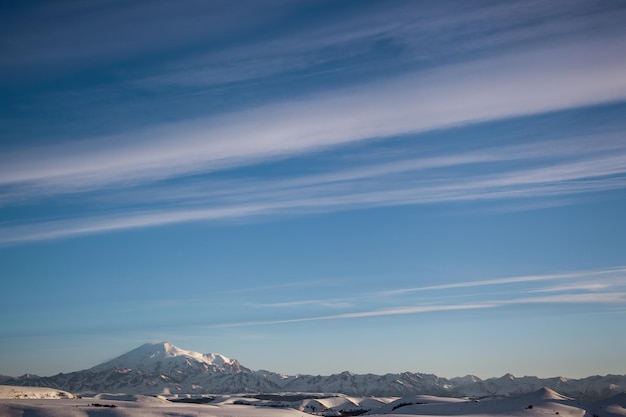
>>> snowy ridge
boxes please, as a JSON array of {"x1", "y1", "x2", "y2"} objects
[{"x1": 3, "y1": 342, "x2": 625, "y2": 400}]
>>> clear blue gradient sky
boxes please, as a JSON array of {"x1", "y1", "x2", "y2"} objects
[{"x1": 1, "y1": 0, "x2": 626, "y2": 379}]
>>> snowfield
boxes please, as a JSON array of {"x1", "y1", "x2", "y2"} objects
[{"x1": 1, "y1": 386, "x2": 626, "y2": 417}]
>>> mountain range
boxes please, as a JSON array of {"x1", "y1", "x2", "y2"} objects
[{"x1": 2, "y1": 342, "x2": 624, "y2": 400}]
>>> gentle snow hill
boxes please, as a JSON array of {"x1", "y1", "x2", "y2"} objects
[
  {"x1": 0, "y1": 397, "x2": 308, "y2": 417},
  {"x1": 368, "y1": 388, "x2": 587, "y2": 416},
  {"x1": 524, "y1": 386, "x2": 575, "y2": 401},
  {"x1": 90, "y1": 393, "x2": 169, "y2": 403},
  {"x1": 373, "y1": 394, "x2": 467, "y2": 414},
  {"x1": 0, "y1": 385, "x2": 76, "y2": 399},
  {"x1": 229, "y1": 393, "x2": 397, "y2": 414},
  {"x1": 349, "y1": 396, "x2": 392, "y2": 409}
]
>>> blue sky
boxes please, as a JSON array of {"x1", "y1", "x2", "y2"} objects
[{"x1": 1, "y1": 0, "x2": 626, "y2": 379}]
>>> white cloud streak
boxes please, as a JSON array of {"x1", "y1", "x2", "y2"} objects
[
  {"x1": 218, "y1": 287, "x2": 626, "y2": 328},
  {"x1": 136, "y1": 1, "x2": 626, "y2": 90},
  {"x1": 380, "y1": 267, "x2": 626, "y2": 296},
  {"x1": 2, "y1": 37, "x2": 625, "y2": 191},
  {"x1": 1, "y1": 137, "x2": 626, "y2": 244},
  {"x1": 214, "y1": 291, "x2": 626, "y2": 329},
  {"x1": 504, "y1": 292, "x2": 626, "y2": 305},
  {"x1": 2, "y1": 28, "x2": 626, "y2": 244},
  {"x1": 212, "y1": 303, "x2": 499, "y2": 328},
  {"x1": 251, "y1": 267, "x2": 626, "y2": 310},
  {"x1": 528, "y1": 283, "x2": 611, "y2": 293}
]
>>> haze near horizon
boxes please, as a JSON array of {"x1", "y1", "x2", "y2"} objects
[{"x1": 1, "y1": 0, "x2": 625, "y2": 380}]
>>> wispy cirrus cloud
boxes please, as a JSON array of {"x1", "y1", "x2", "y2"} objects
[
  {"x1": 528, "y1": 283, "x2": 611, "y2": 293},
  {"x1": 215, "y1": 292, "x2": 626, "y2": 329},
  {"x1": 2, "y1": 36, "x2": 625, "y2": 192},
  {"x1": 378, "y1": 267, "x2": 626, "y2": 296},
  {"x1": 2, "y1": 7, "x2": 626, "y2": 245},
  {"x1": 2, "y1": 129, "x2": 626, "y2": 245},
  {"x1": 3, "y1": 1, "x2": 626, "y2": 379},
  {"x1": 215, "y1": 267, "x2": 626, "y2": 328},
  {"x1": 212, "y1": 303, "x2": 499, "y2": 328},
  {"x1": 135, "y1": 1, "x2": 626, "y2": 90},
  {"x1": 251, "y1": 267, "x2": 626, "y2": 307}
]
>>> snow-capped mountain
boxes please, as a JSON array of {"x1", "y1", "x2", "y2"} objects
[
  {"x1": 3, "y1": 342, "x2": 279, "y2": 395},
  {"x1": 90, "y1": 342, "x2": 247, "y2": 374},
  {"x1": 4, "y1": 342, "x2": 625, "y2": 400}
]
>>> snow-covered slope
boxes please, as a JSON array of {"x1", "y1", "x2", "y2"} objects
[
  {"x1": 2, "y1": 389, "x2": 620, "y2": 417},
  {"x1": 0, "y1": 385, "x2": 76, "y2": 399},
  {"x1": 368, "y1": 387, "x2": 587, "y2": 416},
  {"x1": 3, "y1": 342, "x2": 625, "y2": 400},
  {"x1": 0, "y1": 396, "x2": 308, "y2": 417}
]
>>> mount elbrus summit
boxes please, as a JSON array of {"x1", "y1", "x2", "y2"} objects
[{"x1": 2, "y1": 342, "x2": 624, "y2": 400}]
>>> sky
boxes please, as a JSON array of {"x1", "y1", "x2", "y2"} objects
[{"x1": 1, "y1": 0, "x2": 626, "y2": 380}]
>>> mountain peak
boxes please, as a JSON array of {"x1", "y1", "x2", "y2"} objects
[
  {"x1": 135, "y1": 341, "x2": 192, "y2": 358},
  {"x1": 90, "y1": 342, "x2": 244, "y2": 373}
]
